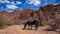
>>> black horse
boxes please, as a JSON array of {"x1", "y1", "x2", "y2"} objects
[{"x1": 23, "y1": 20, "x2": 39, "y2": 30}]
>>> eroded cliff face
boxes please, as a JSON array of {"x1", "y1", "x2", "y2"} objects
[
  {"x1": 0, "y1": 9, "x2": 37, "y2": 20},
  {"x1": 39, "y1": 4, "x2": 60, "y2": 21},
  {"x1": 0, "y1": 4, "x2": 60, "y2": 20}
]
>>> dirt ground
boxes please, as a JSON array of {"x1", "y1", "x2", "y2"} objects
[{"x1": 0, "y1": 25, "x2": 59, "y2": 34}]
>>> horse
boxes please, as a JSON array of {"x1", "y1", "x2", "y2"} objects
[{"x1": 22, "y1": 20, "x2": 39, "y2": 30}]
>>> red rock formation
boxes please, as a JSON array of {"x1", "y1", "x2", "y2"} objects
[
  {"x1": 0, "y1": 11, "x2": 9, "y2": 15},
  {"x1": 0, "y1": 4, "x2": 60, "y2": 20},
  {"x1": 0, "y1": 9, "x2": 37, "y2": 20},
  {"x1": 40, "y1": 4, "x2": 60, "y2": 21}
]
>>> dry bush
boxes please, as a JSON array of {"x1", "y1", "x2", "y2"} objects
[
  {"x1": 0, "y1": 14, "x2": 7, "y2": 28},
  {"x1": 0, "y1": 14, "x2": 24, "y2": 28},
  {"x1": 14, "y1": 19, "x2": 22, "y2": 25},
  {"x1": 0, "y1": 14, "x2": 15, "y2": 27},
  {"x1": 48, "y1": 19, "x2": 60, "y2": 31}
]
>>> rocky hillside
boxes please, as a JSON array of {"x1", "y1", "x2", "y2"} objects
[
  {"x1": 0, "y1": 9, "x2": 37, "y2": 20},
  {"x1": 40, "y1": 4, "x2": 60, "y2": 21},
  {"x1": 0, "y1": 4, "x2": 60, "y2": 28},
  {"x1": 0, "y1": 4, "x2": 60, "y2": 20}
]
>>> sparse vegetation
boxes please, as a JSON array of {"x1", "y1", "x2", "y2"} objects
[
  {"x1": 0, "y1": 4, "x2": 60, "y2": 31},
  {"x1": 48, "y1": 19, "x2": 60, "y2": 31}
]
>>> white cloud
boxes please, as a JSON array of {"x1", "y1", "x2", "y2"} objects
[
  {"x1": 6, "y1": 4, "x2": 18, "y2": 10},
  {"x1": 34, "y1": 0, "x2": 40, "y2": 6},
  {"x1": 6, "y1": 0, "x2": 18, "y2": 10},
  {"x1": 26, "y1": 0, "x2": 35, "y2": 4},
  {"x1": 0, "y1": 0, "x2": 11, "y2": 3},
  {"x1": 0, "y1": 0, "x2": 22, "y2": 5},
  {"x1": 11, "y1": 1, "x2": 15, "y2": 5},
  {"x1": 26, "y1": 0, "x2": 41, "y2": 6},
  {"x1": 0, "y1": 0, "x2": 5, "y2": 3},
  {"x1": 6, "y1": 1, "x2": 22, "y2": 10},
  {"x1": 16, "y1": 1, "x2": 22, "y2": 4},
  {"x1": 5, "y1": 0, "x2": 11, "y2": 3},
  {"x1": 53, "y1": 3, "x2": 60, "y2": 5}
]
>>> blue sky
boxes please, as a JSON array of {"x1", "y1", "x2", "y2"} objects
[{"x1": 0, "y1": 0, "x2": 60, "y2": 12}]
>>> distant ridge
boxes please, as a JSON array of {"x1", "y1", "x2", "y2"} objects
[{"x1": 0, "y1": 4, "x2": 60, "y2": 20}]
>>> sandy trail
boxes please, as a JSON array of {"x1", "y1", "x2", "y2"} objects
[{"x1": 0, "y1": 25, "x2": 58, "y2": 34}]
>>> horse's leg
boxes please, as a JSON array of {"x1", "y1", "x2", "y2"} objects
[
  {"x1": 31, "y1": 25, "x2": 32, "y2": 30},
  {"x1": 23, "y1": 24, "x2": 27, "y2": 30},
  {"x1": 34, "y1": 27, "x2": 37, "y2": 30},
  {"x1": 28, "y1": 25, "x2": 30, "y2": 30},
  {"x1": 28, "y1": 25, "x2": 32, "y2": 30},
  {"x1": 35, "y1": 21, "x2": 38, "y2": 30},
  {"x1": 34, "y1": 25, "x2": 38, "y2": 30},
  {"x1": 35, "y1": 26, "x2": 38, "y2": 30}
]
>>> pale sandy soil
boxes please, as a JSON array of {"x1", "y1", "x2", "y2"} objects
[{"x1": 0, "y1": 25, "x2": 59, "y2": 34}]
